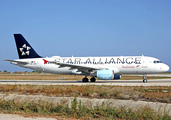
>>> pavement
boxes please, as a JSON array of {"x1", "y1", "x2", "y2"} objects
[
  {"x1": 0, "y1": 79, "x2": 171, "y2": 86},
  {"x1": 0, "y1": 114, "x2": 56, "y2": 120}
]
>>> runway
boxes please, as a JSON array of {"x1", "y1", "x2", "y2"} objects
[{"x1": 0, "y1": 79, "x2": 171, "y2": 86}]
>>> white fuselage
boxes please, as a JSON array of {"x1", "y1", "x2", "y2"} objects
[{"x1": 12, "y1": 56, "x2": 169, "y2": 75}]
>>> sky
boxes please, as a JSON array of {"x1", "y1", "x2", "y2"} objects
[{"x1": 0, "y1": 0, "x2": 171, "y2": 72}]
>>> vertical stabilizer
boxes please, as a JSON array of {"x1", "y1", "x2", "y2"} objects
[{"x1": 14, "y1": 34, "x2": 42, "y2": 59}]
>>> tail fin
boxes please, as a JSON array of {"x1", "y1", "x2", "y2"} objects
[{"x1": 14, "y1": 34, "x2": 42, "y2": 59}]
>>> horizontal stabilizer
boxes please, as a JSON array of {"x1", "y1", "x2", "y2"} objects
[{"x1": 3, "y1": 59, "x2": 29, "y2": 65}]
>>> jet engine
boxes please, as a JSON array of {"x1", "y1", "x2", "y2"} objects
[{"x1": 94, "y1": 70, "x2": 121, "y2": 80}]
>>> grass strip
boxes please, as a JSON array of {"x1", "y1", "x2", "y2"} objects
[
  {"x1": 0, "y1": 96, "x2": 170, "y2": 120},
  {"x1": 0, "y1": 85, "x2": 171, "y2": 103}
]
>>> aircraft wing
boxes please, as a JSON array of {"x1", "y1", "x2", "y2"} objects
[
  {"x1": 3, "y1": 59, "x2": 29, "y2": 65},
  {"x1": 48, "y1": 61, "x2": 104, "y2": 74}
]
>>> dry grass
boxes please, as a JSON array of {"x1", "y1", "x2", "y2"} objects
[
  {"x1": 0, "y1": 74, "x2": 89, "y2": 80},
  {"x1": 0, "y1": 97, "x2": 170, "y2": 120},
  {"x1": 139, "y1": 86, "x2": 171, "y2": 102},
  {"x1": 0, "y1": 85, "x2": 171, "y2": 103}
]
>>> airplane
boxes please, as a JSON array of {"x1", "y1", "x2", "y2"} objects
[{"x1": 3, "y1": 34, "x2": 170, "y2": 83}]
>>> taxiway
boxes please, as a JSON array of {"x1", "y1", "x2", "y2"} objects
[{"x1": 0, "y1": 79, "x2": 170, "y2": 86}]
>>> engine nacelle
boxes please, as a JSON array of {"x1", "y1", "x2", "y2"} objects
[
  {"x1": 96, "y1": 70, "x2": 121, "y2": 80},
  {"x1": 113, "y1": 74, "x2": 121, "y2": 79}
]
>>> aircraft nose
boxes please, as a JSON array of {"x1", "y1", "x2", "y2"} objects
[{"x1": 163, "y1": 64, "x2": 170, "y2": 72}]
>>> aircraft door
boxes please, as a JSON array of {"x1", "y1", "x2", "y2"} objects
[{"x1": 142, "y1": 57, "x2": 148, "y2": 68}]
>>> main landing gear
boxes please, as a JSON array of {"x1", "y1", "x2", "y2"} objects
[
  {"x1": 82, "y1": 77, "x2": 96, "y2": 82},
  {"x1": 143, "y1": 74, "x2": 147, "y2": 83},
  {"x1": 82, "y1": 77, "x2": 89, "y2": 82},
  {"x1": 90, "y1": 77, "x2": 96, "y2": 82}
]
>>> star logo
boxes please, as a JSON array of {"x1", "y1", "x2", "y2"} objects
[{"x1": 19, "y1": 44, "x2": 31, "y2": 56}]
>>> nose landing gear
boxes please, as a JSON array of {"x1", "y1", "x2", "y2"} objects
[{"x1": 143, "y1": 74, "x2": 147, "y2": 83}]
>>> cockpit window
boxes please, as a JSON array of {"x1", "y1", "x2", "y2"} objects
[{"x1": 153, "y1": 61, "x2": 162, "y2": 63}]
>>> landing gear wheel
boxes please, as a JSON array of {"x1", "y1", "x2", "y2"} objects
[
  {"x1": 90, "y1": 77, "x2": 96, "y2": 82},
  {"x1": 143, "y1": 74, "x2": 147, "y2": 83},
  {"x1": 143, "y1": 79, "x2": 147, "y2": 83},
  {"x1": 82, "y1": 78, "x2": 89, "y2": 82}
]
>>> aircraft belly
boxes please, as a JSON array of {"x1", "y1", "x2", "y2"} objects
[{"x1": 42, "y1": 65, "x2": 72, "y2": 74}]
